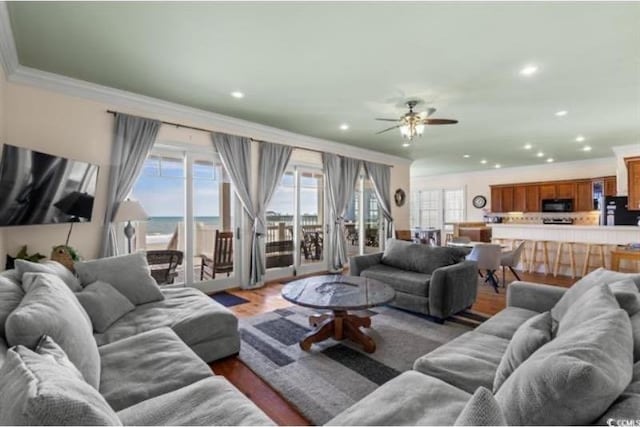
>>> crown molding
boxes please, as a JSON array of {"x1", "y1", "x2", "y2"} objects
[
  {"x1": 0, "y1": 0, "x2": 410, "y2": 167},
  {"x1": 0, "y1": 2, "x2": 19, "y2": 76}
]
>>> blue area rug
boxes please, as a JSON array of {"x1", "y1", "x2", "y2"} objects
[{"x1": 210, "y1": 291, "x2": 249, "y2": 307}]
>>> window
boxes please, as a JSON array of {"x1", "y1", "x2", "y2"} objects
[{"x1": 412, "y1": 188, "x2": 466, "y2": 230}]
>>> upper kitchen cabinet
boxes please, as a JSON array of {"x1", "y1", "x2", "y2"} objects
[
  {"x1": 555, "y1": 182, "x2": 576, "y2": 199},
  {"x1": 626, "y1": 158, "x2": 640, "y2": 211},
  {"x1": 604, "y1": 176, "x2": 617, "y2": 197},
  {"x1": 539, "y1": 184, "x2": 556, "y2": 200},
  {"x1": 513, "y1": 185, "x2": 527, "y2": 212},
  {"x1": 525, "y1": 185, "x2": 540, "y2": 212},
  {"x1": 576, "y1": 180, "x2": 594, "y2": 212}
]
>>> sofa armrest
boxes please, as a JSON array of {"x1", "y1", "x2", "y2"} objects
[
  {"x1": 349, "y1": 252, "x2": 383, "y2": 276},
  {"x1": 429, "y1": 260, "x2": 478, "y2": 320},
  {"x1": 506, "y1": 281, "x2": 567, "y2": 313}
]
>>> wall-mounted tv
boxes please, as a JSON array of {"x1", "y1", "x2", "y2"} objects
[{"x1": 0, "y1": 144, "x2": 99, "y2": 227}]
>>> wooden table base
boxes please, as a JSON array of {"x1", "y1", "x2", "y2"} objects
[{"x1": 300, "y1": 310, "x2": 376, "y2": 353}]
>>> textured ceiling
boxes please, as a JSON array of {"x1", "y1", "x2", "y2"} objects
[{"x1": 7, "y1": 1, "x2": 640, "y2": 175}]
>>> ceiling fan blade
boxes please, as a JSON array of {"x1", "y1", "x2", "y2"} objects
[
  {"x1": 423, "y1": 118, "x2": 458, "y2": 125},
  {"x1": 426, "y1": 107, "x2": 436, "y2": 117},
  {"x1": 376, "y1": 125, "x2": 401, "y2": 134},
  {"x1": 375, "y1": 118, "x2": 400, "y2": 122}
]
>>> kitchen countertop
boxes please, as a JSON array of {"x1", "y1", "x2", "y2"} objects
[{"x1": 489, "y1": 224, "x2": 640, "y2": 231}]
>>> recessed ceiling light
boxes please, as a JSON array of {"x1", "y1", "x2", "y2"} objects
[
  {"x1": 463, "y1": 154, "x2": 470, "y2": 158},
  {"x1": 547, "y1": 158, "x2": 554, "y2": 163},
  {"x1": 583, "y1": 145, "x2": 592, "y2": 152},
  {"x1": 536, "y1": 151, "x2": 544, "y2": 157},
  {"x1": 524, "y1": 143, "x2": 532, "y2": 150},
  {"x1": 495, "y1": 164, "x2": 501, "y2": 169},
  {"x1": 480, "y1": 159, "x2": 488, "y2": 164},
  {"x1": 230, "y1": 91, "x2": 244, "y2": 99},
  {"x1": 555, "y1": 110, "x2": 568, "y2": 117},
  {"x1": 402, "y1": 142, "x2": 410, "y2": 148},
  {"x1": 520, "y1": 65, "x2": 538, "y2": 76},
  {"x1": 575, "y1": 135, "x2": 585, "y2": 142},
  {"x1": 339, "y1": 123, "x2": 349, "y2": 131}
]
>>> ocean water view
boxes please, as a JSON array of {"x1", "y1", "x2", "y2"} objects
[{"x1": 147, "y1": 216, "x2": 220, "y2": 235}]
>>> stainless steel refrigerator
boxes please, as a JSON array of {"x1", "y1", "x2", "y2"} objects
[{"x1": 603, "y1": 196, "x2": 639, "y2": 226}]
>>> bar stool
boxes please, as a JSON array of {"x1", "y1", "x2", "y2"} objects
[
  {"x1": 582, "y1": 243, "x2": 607, "y2": 276},
  {"x1": 528, "y1": 240, "x2": 551, "y2": 274},
  {"x1": 554, "y1": 241, "x2": 577, "y2": 278}
]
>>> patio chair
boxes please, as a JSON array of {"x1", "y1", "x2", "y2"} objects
[
  {"x1": 146, "y1": 250, "x2": 184, "y2": 285},
  {"x1": 200, "y1": 230, "x2": 234, "y2": 280}
]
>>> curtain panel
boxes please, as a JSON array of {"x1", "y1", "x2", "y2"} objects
[
  {"x1": 211, "y1": 132, "x2": 263, "y2": 288},
  {"x1": 100, "y1": 113, "x2": 160, "y2": 258},
  {"x1": 364, "y1": 161, "x2": 394, "y2": 239},
  {"x1": 322, "y1": 153, "x2": 362, "y2": 272}
]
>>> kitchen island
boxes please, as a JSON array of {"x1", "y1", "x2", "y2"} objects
[{"x1": 489, "y1": 224, "x2": 640, "y2": 275}]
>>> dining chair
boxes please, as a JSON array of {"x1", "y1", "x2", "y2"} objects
[
  {"x1": 500, "y1": 241, "x2": 526, "y2": 285},
  {"x1": 200, "y1": 230, "x2": 234, "y2": 280},
  {"x1": 466, "y1": 244, "x2": 502, "y2": 293}
]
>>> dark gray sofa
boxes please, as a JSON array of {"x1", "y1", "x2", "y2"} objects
[{"x1": 350, "y1": 239, "x2": 478, "y2": 321}]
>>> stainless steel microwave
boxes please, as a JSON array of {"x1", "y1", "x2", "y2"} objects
[{"x1": 541, "y1": 198, "x2": 574, "y2": 213}]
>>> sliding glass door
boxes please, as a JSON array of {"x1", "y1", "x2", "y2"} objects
[{"x1": 343, "y1": 172, "x2": 384, "y2": 257}]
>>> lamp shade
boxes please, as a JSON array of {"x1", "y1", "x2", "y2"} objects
[
  {"x1": 54, "y1": 191, "x2": 94, "y2": 220},
  {"x1": 113, "y1": 200, "x2": 148, "y2": 222}
]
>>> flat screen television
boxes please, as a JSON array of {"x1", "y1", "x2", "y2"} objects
[{"x1": 0, "y1": 144, "x2": 99, "y2": 227}]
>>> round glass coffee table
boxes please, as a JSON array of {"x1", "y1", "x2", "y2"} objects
[{"x1": 281, "y1": 275, "x2": 395, "y2": 353}]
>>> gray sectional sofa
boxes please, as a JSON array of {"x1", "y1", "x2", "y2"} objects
[
  {"x1": 350, "y1": 239, "x2": 478, "y2": 321},
  {"x1": 328, "y1": 268, "x2": 640, "y2": 426},
  {"x1": 0, "y1": 254, "x2": 273, "y2": 426}
]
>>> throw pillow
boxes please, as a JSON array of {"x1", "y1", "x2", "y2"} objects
[
  {"x1": 495, "y1": 285, "x2": 633, "y2": 425},
  {"x1": 76, "y1": 281, "x2": 136, "y2": 333},
  {"x1": 0, "y1": 340, "x2": 121, "y2": 425},
  {"x1": 0, "y1": 274, "x2": 24, "y2": 338},
  {"x1": 558, "y1": 280, "x2": 621, "y2": 336},
  {"x1": 493, "y1": 311, "x2": 553, "y2": 392},
  {"x1": 594, "y1": 361, "x2": 640, "y2": 424},
  {"x1": 5, "y1": 272, "x2": 101, "y2": 389},
  {"x1": 75, "y1": 252, "x2": 164, "y2": 305},
  {"x1": 609, "y1": 279, "x2": 640, "y2": 316},
  {"x1": 551, "y1": 267, "x2": 640, "y2": 321},
  {"x1": 454, "y1": 387, "x2": 506, "y2": 426},
  {"x1": 14, "y1": 259, "x2": 82, "y2": 292},
  {"x1": 632, "y1": 312, "x2": 640, "y2": 362}
]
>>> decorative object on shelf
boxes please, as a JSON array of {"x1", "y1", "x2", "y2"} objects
[
  {"x1": 54, "y1": 191, "x2": 95, "y2": 245},
  {"x1": 5, "y1": 245, "x2": 46, "y2": 270},
  {"x1": 394, "y1": 188, "x2": 406, "y2": 207},
  {"x1": 50, "y1": 245, "x2": 80, "y2": 271},
  {"x1": 375, "y1": 100, "x2": 458, "y2": 141},
  {"x1": 113, "y1": 199, "x2": 148, "y2": 254},
  {"x1": 472, "y1": 195, "x2": 487, "y2": 209}
]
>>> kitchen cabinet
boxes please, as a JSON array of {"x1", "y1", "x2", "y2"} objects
[
  {"x1": 626, "y1": 158, "x2": 640, "y2": 211},
  {"x1": 575, "y1": 180, "x2": 594, "y2": 212},
  {"x1": 513, "y1": 185, "x2": 527, "y2": 212},
  {"x1": 539, "y1": 184, "x2": 556, "y2": 200},
  {"x1": 556, "y1": 182, "x2": 576, "y2": 199},
  {"x1": 604, "y1": 176, "x2": 617, "y2": 197},
  {"x1": 491, "y1": 186, "x2": 502, "y2": 213},
  {"x1": 525, "y1": 185, "x2": 540, "y2": 212},
  {"x1": 501, "y1": 186, "x2": 514, "y2": 212}
]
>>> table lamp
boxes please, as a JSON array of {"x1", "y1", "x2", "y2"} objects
[
  {"x1": 54, "y1": 191, "x2": 95, "y2": 245},
  {"x1": 113, "y1": 200, "x2": 148, "y2": 254}
]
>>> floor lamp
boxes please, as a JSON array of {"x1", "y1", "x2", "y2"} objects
[{"x1": 113, "y1": 200, "x2": 148, "y2": 254}]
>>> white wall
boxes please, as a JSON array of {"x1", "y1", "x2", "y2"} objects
[
  {"x1": 0, "y1": 78, "x2": 411, "y2": 268},
  {"x1": 411, "y1": 157, "x2": 617, "y2": 222}
]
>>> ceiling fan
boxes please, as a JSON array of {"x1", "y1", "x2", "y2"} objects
[{"x1": 375, "y1": 100, "x2": 458, "y2": 141}]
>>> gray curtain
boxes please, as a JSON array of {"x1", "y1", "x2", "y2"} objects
[
  {"x1": 100, "y1": 113, "x2": 160, "y2": 257},
  {"x1": 256, "y1": 141, "x2": 293, "y2": 276},
  {"x1": 364, "y1": 161, "x2": 393, "y2": 239},
  {"x1": 211, "y1": 132, "x2": 261, "y2": 288},
  {"x1": 323, "y1": 153, "x2": 362, "y2": 271}
]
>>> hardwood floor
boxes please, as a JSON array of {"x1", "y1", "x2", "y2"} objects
[{"x1": 210, "y1": 269, "x2": 578, "y2": 426}]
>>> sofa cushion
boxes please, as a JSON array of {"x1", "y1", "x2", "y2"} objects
[
  {"x1": 381, "y1": 239, "x2": 460, "y2": 274},
  {"x1": 0, "y1": 273, "x2": 24, "y2": 338},
  {"x1": 326, "y1": 370, "x2": 471, "y2": 426},
  {"x1": 0, "y1": 339, "x2": 120, "y2": 426},
  {"x1": 94, "y1": 288, "x2": 238, "y2": 359},
  {"x1": 551, "y1": 267, "x2": 640, "y2": 321},
  {"x1": 609, "y1": 279, "x2": 640, "y2": 316},
  {"x1": 14, "y1": 259, "x2": 82, "y2": 292},
  {"x1": 493, "y1": 311, "x2": 553, "y2": 392},
  {"x1": 454, "y1": 387, "x2": 507, "y2": 426},
  {"x1": 99, "y1": 327, "x2": 213, "y2": 411},
  {"x1": 0, "y1": 336, "x2": 8, "y2": 367},
  {"x1": 361, "y1": 263, "x2": 431, "y2": 296},
  {"x1": 117, "y1": 376, "x2": 274, "y2": 426},
  {"x1": 75, "y1": 252, "x2": 164, "y2": 305},
  {"x1": 558, "y1": 278, "x2": 622, "y2": 336},
  {"x1": 595, "y1": 362, "x2": 640, "y2": 425},
  {"x1": 76, "y1": 281, "x2": 136, "y2": 333},
  {"x1": 413, "y1": 331, "x2": 509, "y2": 394},
  {"x1": 5, "y1": 272, "x2": 101, "y2": 389},
  {"x1": 475, "y1": 306, "x2": 539, "y2": 340},
  {"x1": 633, "y1": 312, "x2": 640, "y2": 362},
  {"x1": 496, "y1": 285, "x2": 633, "y2": 425}
]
